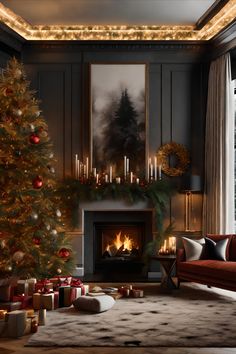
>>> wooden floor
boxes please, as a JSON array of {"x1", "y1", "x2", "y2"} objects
[{"x1": 1, "y1": 283, "x2": 236, "y2": 354}]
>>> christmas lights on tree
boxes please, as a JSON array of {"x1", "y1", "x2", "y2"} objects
[{"x1": 0, "y1": 58, "x2": 75, "y2": 278}]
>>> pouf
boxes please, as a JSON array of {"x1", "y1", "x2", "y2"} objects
[{"x1": 73, "y1": 295, "x2": 115, "y2": 313}]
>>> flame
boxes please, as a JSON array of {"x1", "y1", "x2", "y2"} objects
[{"x1": 105, "y1": 231, "x2": 135, "y2": 253}]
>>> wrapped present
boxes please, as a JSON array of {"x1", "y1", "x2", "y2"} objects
[
  {"x1": 33, "y1": 291, "x2": 59, "y2": 310},
  {"x1": 71, "y1": 279, "x2": 89, "y2": 295},
  {"x1": 0, "y1": 284, "x2": 12, "y2": 302},
  {"x1": 35, "y1": 279, "x2": 53, "y2": 293},
  {"x1": 17, "y1": 280, "x2": 29, "y2": 296},
  {"x1": 58, "y1": 287, "x2": 79, "y2": 307},
  {"x1": 5, "y1": 310, "x2": 27, "y2": 338},
  {"x1": 0, "y1": 302, "x2": 22, "y2": 311},
  {"x1": 132, "y1": 289, "x2": 144, "y2": 298},
  {"x1": 27, "y1": 278, "x2": 37, "y2": 296},
  {"x1": 12, "y1": 295, "x2": 32, "y2": 309}
]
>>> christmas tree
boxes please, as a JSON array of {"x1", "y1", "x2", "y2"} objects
[{"x1": 0, "y1": 58, "x2": 75, "y2": 279}]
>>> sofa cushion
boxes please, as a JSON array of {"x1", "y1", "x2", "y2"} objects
[
  {"x1": 182, "y1": 237, "x2": 205, "y2": 261},
  {"x1": 206, "y1": 234, "x2": 232, "y2": 260},
  {"x1": 178, "y1": 259, "x2": 236, "y2": 283},
  {"x1": 204, "y1": 237, "x2": 229, "y2": 261},
  {"x1": 73, "y1": 295, "x2": 115, "y2": 313}
]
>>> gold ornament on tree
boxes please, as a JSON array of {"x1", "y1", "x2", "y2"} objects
[{"x1": 156, "y1": 142, "x2": 190, "y2": 177}]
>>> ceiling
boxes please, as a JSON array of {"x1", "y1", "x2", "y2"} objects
[
  {"x1": 0, "y1": 0, "x2": 235, "y2": 41},
  {"x1": 0, "y1": 0, "x2": 216, "y2": 26}
]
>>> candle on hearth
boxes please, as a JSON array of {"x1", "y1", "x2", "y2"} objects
[
  {"x1": 158, "y1": 164, "x2": 162, "y2": 180},
  {"x1": 124, "y1": 156, "x2": 127, "y2": 179},
  {"x1": 109, "y1": 165, "x2": 113, "y2": 183},
  {"x1": 130, "y1": 172, "x2": 133, "y2": 183},
  {"x1": 154, "y1": 156, "x2": 157, "y2": 181}
]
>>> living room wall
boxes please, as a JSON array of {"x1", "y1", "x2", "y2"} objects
[{"x1": 19, "y1": 41, "x2": 207, "y2": 232}]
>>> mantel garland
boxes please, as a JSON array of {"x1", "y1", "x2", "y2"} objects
[{"x1": 60, "y1": 178, "x2": 175, "y2": 246}]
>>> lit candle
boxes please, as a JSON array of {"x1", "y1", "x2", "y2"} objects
[
  {"x1": 150, "y1": 164, "x2": 153, "y2": 178},
  {"x1": 93, "y1": 167, "x2": 96, "y2": 178},
  {"x1": 124, "y1": 156, "x2": 127, "y2": 179},
  {"x1": 126, "y1": 158, "x2": 129, "y2": 174},
  {"x1": 109, "y1": 165, "x2": 113, "y2": 183},
  {"x1": 75, "y1": 154, "x2": 78, "y2": 178},
  {"x1": 136, "y1": 177, "x2": 140, "y2": 184},
  {"x1": 158, "y1": 165, "x2": 162, "y2": 180},
  {"x1": 148, "y1": 157, "x2": 151, "y2": 181},
  {"x1": 116, "y1": 177, "x2": 121, "y2": 184},
  {"x1": 96, "y1": 173, "x2": 99, "y2": 184},
  {"x1": 77, "y1": 159, "x2": 80, "y2": 179},
  {"x1": 130, "y1": 171, "x2": 133, "y2": 183},
  {"x1": 154, "y1": 156, "x2": 157, "y2": 181},
  {"x1": 86, "y1": 157, "x2": 89, "y2": 179},
  {"x1": 105, "y1": 174, "x2": 108, "y2": 183}
]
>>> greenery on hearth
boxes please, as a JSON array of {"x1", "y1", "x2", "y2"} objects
[
  {"x1": 60, "y1": 177, "x2": 175, "y2": 243},
  {"x1": 0, "y1": 58, "x2": 75, "y2": 278}
]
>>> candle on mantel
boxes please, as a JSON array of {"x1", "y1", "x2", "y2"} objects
[
  {"x1": 154, "y1": 156, "x2": 157, "y2": 181},
  {"x1": 116, "y1": 177, "x2": 121, "y2": 184},
  {"x1": 124, "y1": 156, "x2": 127, "y2": 179},
  {"x1": 96, "y1": 173, "x2": 99, "y2": 184},
  {"x1": 150, "y1": 164, "x2": 153, "y2": 179},
  {"x1": 86, "y1": 157, "x2": 89, "y2": 179},
  {"x1": 126, "y1": 158, "x2": 130, "y2": 174},
  {"x1": 148, "y1": 157, "x2": 151, "y2": 181},
  {"x1": 136, "y1": 177, "x2": 140, "y2": 184},
  {"x1": 105, "y1": 174, "x2": 108, "y2": 183},
  {"x1": 93, "y1": 167, "x2": 96, "y2": 178},
  {"x1": 109, "y1": 165, "x2": 113, "y2": 183},
  {"x1": 75, "y1": 154, "x2": 78, "y2": 179},
  {"x1": 158, "y1": 164, "x2": 162, "y2": 180},
  {"x1": 130, "y1": 171, "x2": 133, "y2": 183}
]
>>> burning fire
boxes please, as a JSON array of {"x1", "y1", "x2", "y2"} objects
[{"x1": 105, "y1": 231, "x2": 137, "y2": 254}]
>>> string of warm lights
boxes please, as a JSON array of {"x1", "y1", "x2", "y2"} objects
[{"x1": 0, "y1": 1, "x2": 235, "y2": 41}]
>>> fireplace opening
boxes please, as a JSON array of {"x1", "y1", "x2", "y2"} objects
[{"x1": 94, "y1": 222, "x2": 145, "y2": 276}]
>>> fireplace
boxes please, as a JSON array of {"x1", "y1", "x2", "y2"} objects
[{"x1": 83, "y1": 209, "x2": 153, "y2": 281}]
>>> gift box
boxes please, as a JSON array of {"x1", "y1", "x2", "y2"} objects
[
  {"x1": 0, "y1": 285, "x2": 13, "y2": 302},
  {"x1": 17, "y1": 280, "x2": 29, "y2": 296},
  {"x1": 35, "y1": 279, "x2": 53, "y2": 293},
  {"x1": 12, "y1": 295, "x2": 32, "y2": 309},
  {"x1": 58, "y1": 287, "x2": 79, "y2": 307},
  {"x1": 27, "y1": 278, "x2": 37, "y2": 296},
  {"x1": 71, "y1": 279, "x2": 89, "y2": 295},
  {"x1": 5, "y1": 310, "x2": 27, "y2": 338},
  {"x1": 33, "y1": 291, "x2": 59, "y2": 310},
  {"x1": 0, "y1": 302, "x2": 22, "y2": 311}
]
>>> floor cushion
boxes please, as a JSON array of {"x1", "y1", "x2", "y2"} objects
[{"x1": 73, "y1": 295, "x2": 115, "y2": 313}]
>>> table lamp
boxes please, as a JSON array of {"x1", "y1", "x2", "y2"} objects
[{"x1": 181, "y1": 175, "x2": 201, "y2": 232}]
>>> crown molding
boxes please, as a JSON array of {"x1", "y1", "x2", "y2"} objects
[{"x1": 196, "y1": 0, "x2": 230, "y2": 30}]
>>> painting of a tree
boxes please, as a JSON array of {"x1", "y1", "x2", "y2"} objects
[{"x1": 91, "y1": 64, "x2": 146, "y2": 176}]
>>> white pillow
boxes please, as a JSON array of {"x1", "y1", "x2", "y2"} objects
[{"x1": 182, "y1": 237, "x2": 205, "y2": 261}]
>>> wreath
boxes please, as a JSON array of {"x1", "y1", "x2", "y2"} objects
[{"x1": 156, "y1": 142, "x2": 190, "y2": 177}]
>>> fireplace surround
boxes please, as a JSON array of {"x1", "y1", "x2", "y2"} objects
[{"x1": 70, "y1": 200, "x2": 156, "y2": 280}]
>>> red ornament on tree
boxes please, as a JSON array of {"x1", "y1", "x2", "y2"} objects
[
  {"x1": 32, "y1": 176, "x2": 43, "y2": 189},
  {"x1": 4, "y1": 87, "x2": 13, "y2": 96},
  {"x1": 33, "y1": 237, "x2": 41, "y2": 246},
  {"x1": 29, "y1": 133, "x2": 40, "y2": 144},
  {"x1": 59, "y1": 248, "x2": 70, "y2": 258}
]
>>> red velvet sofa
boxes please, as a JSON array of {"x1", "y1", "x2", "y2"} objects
[{"x1": 176, "y1": 234, "x2": 236, "y2": 292}]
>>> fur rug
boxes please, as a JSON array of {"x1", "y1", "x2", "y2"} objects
[{"x1": 27, "y1": 283, "x2": 236, "y2": 347}]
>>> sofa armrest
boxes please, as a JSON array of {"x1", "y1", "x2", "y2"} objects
[{"x1": 176, "y1": 248, "x2": 186, "y2": 263}]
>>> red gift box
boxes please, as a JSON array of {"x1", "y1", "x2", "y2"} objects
[
  {"x1": 35, "y1": 279, "x2": 53, "y2": 293},
  {"x1": 12, "y1": 295, "x2": 32, "y2": 309}
]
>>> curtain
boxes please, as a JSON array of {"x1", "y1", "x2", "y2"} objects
[{"x1": 202, "y1": 53, "x2": 234, "y2": 234}]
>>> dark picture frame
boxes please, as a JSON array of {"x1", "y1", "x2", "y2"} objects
[{"x1": 90, "y1": 63, "x2": 148, "y2": 178}]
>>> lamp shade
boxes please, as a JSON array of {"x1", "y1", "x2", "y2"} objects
[{"x1": 181, "y1": 174, "x2": 201, "y2": 192}]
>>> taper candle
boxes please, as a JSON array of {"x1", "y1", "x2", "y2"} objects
[
  {"x1": 124, "y1": 156, "x2": 127, "y2": 179},
  {"x1": 154, "y1": 156, "x2": 157, "y2": 181},
  {"x1": 158, "y1": 165, "x2": 162, "y2": 180},
  {"x1": 109, "y1": 165, "x2": 113, "y2": 183}
]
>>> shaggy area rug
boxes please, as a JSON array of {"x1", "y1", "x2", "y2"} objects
[{"x1": 27, "y1": 283, "x2": 236, "y2": 347}]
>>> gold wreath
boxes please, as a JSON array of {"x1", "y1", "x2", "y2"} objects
[{"x1": 156, "y1": 142, "x2": 190, "y2": 177}]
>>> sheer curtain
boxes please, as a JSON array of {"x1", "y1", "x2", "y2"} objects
[{"x1": 202, "y1": 53, "x2": 235, "y2": 234}]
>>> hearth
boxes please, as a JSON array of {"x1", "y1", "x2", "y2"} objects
[{"x1": 83, "y1": 209, "x2": 153, "y2": 280}]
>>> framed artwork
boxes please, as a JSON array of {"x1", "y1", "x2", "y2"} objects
[{"x1": 90, "y1": 63, "x2": 147, "y2": 178}]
